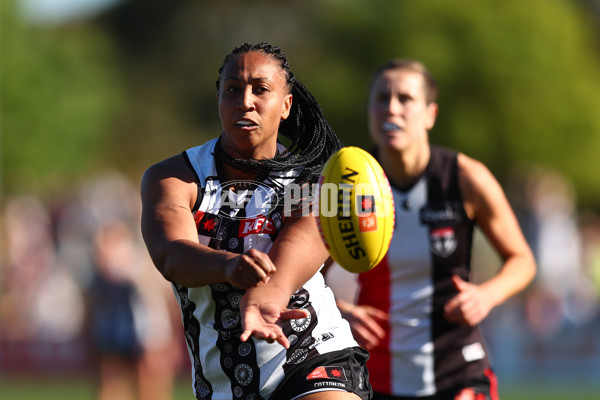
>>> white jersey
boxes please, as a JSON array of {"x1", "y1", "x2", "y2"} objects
[{"x1": 177, "y1": 138, "x2": 358, "y2": 400}]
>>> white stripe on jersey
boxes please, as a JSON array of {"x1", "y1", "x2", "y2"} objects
[{"x1": 388, "y1": 178, "x2": 435, "y2": 396}]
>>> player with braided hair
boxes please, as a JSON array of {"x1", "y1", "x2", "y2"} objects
[
  {"x1": 141, "y1": 42, "x2": 371, "y2": 400},
  {"x1": 215, "y1": 42, "x2": 343, "y2": 185}
]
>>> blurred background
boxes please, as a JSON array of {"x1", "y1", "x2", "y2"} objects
[{"x1": 2, "y1": 0, "x2": 600, "y2": 399}]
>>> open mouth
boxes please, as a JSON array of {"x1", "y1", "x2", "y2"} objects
[
  {"x1": 236, "y1": 119, "x2": 258, "y2": 128},
  {"x1": 382, "y1": 122, "x2": 402, "y2": 132}
]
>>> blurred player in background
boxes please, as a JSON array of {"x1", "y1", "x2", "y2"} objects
[
  {"x1": 141, "y1": 42, "x2": 372, "y2": 399},
  {"x1": 85, "y1": 218, "x2": 181, "y2": 400},
  {"x1": 327, "y1": 59, "x2": 536, "y2": 400}
]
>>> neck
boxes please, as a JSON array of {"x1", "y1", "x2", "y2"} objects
[
  {"x1": 220, "y1": 134, "x2": 278, "y2": 161},
  {"x1": 217, "y1": 138, "x2": 266, "y2": 182},
  {"x1": 221, "y1": 162, "x2": 260, "y2": 182},
  {"x1": 379, "y1": 144, "x2": 430, "y2": 190}
]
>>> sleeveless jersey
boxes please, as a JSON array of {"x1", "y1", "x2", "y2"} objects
[
  {"x1": 358, "y1": 146, "x2": 491, "y2": 396},
  {"x1": 177, "y1": 138, "x2": 358, "y2": 400}
]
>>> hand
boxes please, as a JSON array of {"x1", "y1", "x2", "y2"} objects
[
  {"x1": 240, "y1": 303, "x2": 309, "y2": 348},
  {"x1": 443, "y1": 274, "x2": 494, "y2": 326},
  {"x1": 338, "y1": 300, "x2": 388, "y2": 350},
  {"x1": 224, "y1": 249, "x2": 277, "y2": 289}
]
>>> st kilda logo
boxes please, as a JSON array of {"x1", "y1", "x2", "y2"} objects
[{"x1": 430, "y1": 226, "x2": 457, "y2": 257}]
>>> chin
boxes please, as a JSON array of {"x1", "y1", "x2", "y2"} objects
[{"x1": 382, "y1": 137, "x2": 409, "y2": 152}]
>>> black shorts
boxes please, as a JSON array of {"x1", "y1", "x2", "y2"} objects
[
  {"x1": 372, "y1": 369, "x2": 498, "y2": 400},
  {"x1": 269, "y1": 346, "x2": 373, "y2": 400}
]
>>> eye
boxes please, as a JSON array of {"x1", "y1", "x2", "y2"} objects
[
  {"x1": 374, "y1": 93, "x2": 390, "y2": 103},
  {"x1": 253, "y1": 85, "x2": 270, "y2": 94},
  {"x1": 398, "y1": 94, "x2": 412, "y2": 103}
]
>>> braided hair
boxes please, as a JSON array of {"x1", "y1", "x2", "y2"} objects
[{"x1": 215, "y1": 42, "x2": 343, "y2": 184}]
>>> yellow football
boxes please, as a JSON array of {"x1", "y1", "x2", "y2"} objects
[{"x1": 317, "y1": 146, "x2": 395, "y2": 273}]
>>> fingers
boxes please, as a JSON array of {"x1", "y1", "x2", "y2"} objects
[
  {"x1": 343, "y1": 305, "x2": 388, "y2": 349},
  {"x1": 364, "y1": 305, "x2": 389, "y2": 324},
  {"x1": 351, "y1": 324, "x2": 381, "y2": 350},
  {"x1": 444, "y1": 278, "x2": 487, "y2": 326},
  {"x1": 240, "y1": 304, "x2": 303, "y2": 349},
  {"x1": 240, "y1": 329, "x2": 252, "y2": 343},
  {"x1": 243, "y1": 248, "x2": 277, "y2": 275},
  {"x1": 240, "y1": 327, "x2": 289, "y2": 348},
  {"x1": 227, "y1": 249, "x2": 277, "y2": 289},
  {"x1": 451, "y1": 274, "x2": 468, "y2": 291},
  {"x1": 279, "y1": 308, "x2": 310, "y2": 320}
]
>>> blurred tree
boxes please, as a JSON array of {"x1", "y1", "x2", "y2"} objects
[
  {"x1": 1, "y1": 0, "x2": 123, "y2": 198},
  {"x1": 95, "y1": 0, "x2": 322, "y2": 177},
  {"x1": 310, "y1": 0, "x2": 600, "y2": 208},
  {"x1": 3, "y1": 0, "x2": 600, "y2": 210}
]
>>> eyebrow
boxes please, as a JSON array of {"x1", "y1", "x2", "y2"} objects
[{"x1": 223, "y1": 76, "x2": 271, "y2": 84}]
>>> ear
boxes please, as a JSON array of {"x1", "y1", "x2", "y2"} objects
[
  {"x1": 425, "y1": 102, "x2": 439, "y2": 130},
  {"x1": 281, "y1": 94, "x2": 293, "y2": 120}
]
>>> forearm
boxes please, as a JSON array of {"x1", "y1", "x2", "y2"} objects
[
  {"x1": 479, "y1": 251, "x2": 536, "y2": 307},
  {"x1": 242, "y1": 216, "x2": 329, "y2": 309},
  {"x1": 241, "y1": 284, "x2": 292, "y2": 311},
  {"x1": 151, "y1": 239, "x2": 238, "y2": 287}
]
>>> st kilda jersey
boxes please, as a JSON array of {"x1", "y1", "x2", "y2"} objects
[
  {"x1": 178, "y1": 138, "x2": 358, "y2": 400},
  {"x1": 358, "y1": 146, "x2": 492, "y2": 396}
]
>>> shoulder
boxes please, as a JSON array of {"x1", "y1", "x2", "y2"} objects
[
  {"x1": 142, "y1": 153, "x2": 196, "y2": 184},
  {"x1": 456, "y1": 153, "x2": 504, "y2": 219},
  {"x1": 457, "y1": 153, "x2": 495, "y2": 186},
  {"x1": 428, "y1": 145, "x2": 459, "y2": 175},
  {"x1": 141, "y1": 153, "x2": 199, "y2": 210}
]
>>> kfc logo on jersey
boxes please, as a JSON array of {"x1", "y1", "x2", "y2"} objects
[
  {"x1": 238, "y1": 215, "x2": 276, "y2": 237},
  {"x1": 430, "y1": 226, "x2": 457, "y2": 257}
]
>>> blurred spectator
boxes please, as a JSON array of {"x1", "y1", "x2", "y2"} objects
[
  {"x1": 85, "y1": 219, "x2": 144, "y2": 400},
  {"x1": 0, "y1": 171, "x2": 182, "y2": 400},
  {"x1": 81, "y1": 173, "x2": 182, "y2": 400},
  {"x1": 514, "y1": 166, "x2": 597, "y2": 337}
]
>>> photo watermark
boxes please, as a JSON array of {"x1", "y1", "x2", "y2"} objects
[{"x1": 210, "y1": 180, "x2": 392, "y2": 220}]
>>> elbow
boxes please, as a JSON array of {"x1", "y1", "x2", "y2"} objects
[
  {"x1": 146, "y1": 245, "x2": 177, "y2": 283},
  {"x1": 521, "y1": 248, "x2": 538, "y2": 288}
]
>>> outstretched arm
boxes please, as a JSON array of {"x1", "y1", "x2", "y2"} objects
[
  {"x1": 444, "y1": 154, "x2": 536, "y2": 326},
  {"x1": 140, "y1": 154, "x2": 276, "y2": 288},
  {"x1": 240, "y1": 214, "x2": 329, "y2": 347}
]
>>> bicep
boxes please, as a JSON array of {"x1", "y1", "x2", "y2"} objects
[{"x1": 140, "y1": 157, "x2": 199, "y2": 266}]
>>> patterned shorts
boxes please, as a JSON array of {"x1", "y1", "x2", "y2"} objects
[{"x1": 269, "y1": 346, "x2": 373, "y2": 400}]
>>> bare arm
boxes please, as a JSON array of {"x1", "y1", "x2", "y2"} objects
[
  {"x1": 335, "y1": 299, "x2": 388, "y2": 350},
  {"x1": 444, "y1": 154, "x2": 536, "y2": 326},
  {"x1": 140, "y1": 154, "x2": 275, "y2": 288},
  {"x1": 239, "y1": 214, "x2": 330, "y2": 347},
  {"x1": 322, "y1": 260, "x2": 388, "y2": 350}
]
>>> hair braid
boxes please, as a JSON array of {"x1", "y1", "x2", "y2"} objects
[{"x1": 216, "y1": 42, "x2": 343, "y2": 184}]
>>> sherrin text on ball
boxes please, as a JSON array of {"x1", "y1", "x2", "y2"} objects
[{"x1": 317, "y1": 147, "x2": 395, "y2": 273}]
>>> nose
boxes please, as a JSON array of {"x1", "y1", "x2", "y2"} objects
[
  {"x1": 238, "y1": 86, "x2": 255, "y2": 111},
  {"x1": 386, "y1": 96, "x2": 403, "y2": 115}
]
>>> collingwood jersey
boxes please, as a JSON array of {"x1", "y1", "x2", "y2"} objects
[
  {"x1": 358, "y1": 146, "x2": 492, "y2": 396},
  {"x1": 177, "y1": 138, "x2": 358, "y2": 400}
]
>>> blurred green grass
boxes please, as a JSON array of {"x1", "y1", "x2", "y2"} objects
[
  {"x1": 0, "y1": 376, "x2": 193, "y2": 400},
  {"x1": 0, "y1": 377, "x2": 598, "y2": 400}
]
